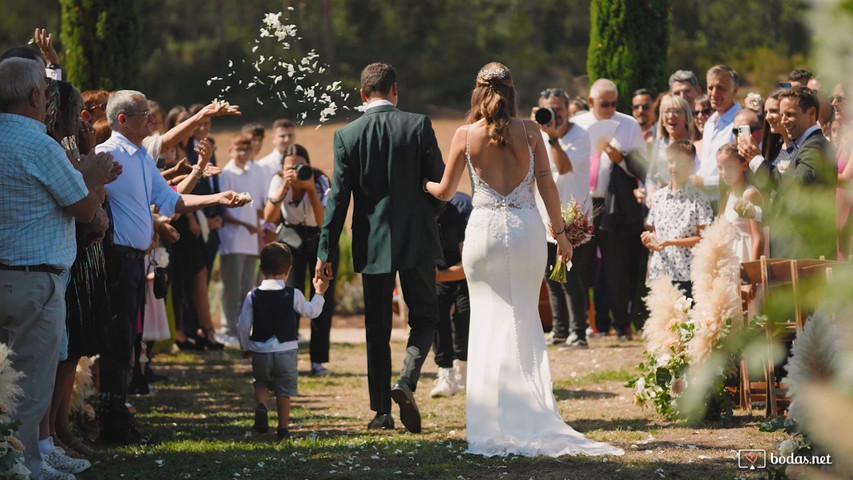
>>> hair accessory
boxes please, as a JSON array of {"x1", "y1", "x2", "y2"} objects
[
  {"x1": 746, "y1": 92, "x2": 762, "y2": 110},
  {"x1": 479, "y1": 67, "x2": 508, "y2": 82}
]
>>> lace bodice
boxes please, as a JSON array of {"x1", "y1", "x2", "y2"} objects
[{"x1": 464, "y1": 125, "x2": 537, "y2": 211}]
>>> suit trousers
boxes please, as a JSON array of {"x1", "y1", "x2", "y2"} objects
[
  {"x1": 101, "y1": 253, "x2": 145, "y2": 437},
  {"x1": 286, "y1": 242, "x2": 338, "y2": 365},
  {"x1": 362, "y1": 262, "x2": 438, "y2": 413},
  {"x1": 433, "y1": 279, "x2": 469, "y2": 368},
  {"x1": 545, "y1": 241, "x2": 593, "y2": 340},
  {"x1": 0, "y1": 270, "x2": 65, "y2": 480},
  {"x1": 600, "y1": 228, "x2": 645, "y2": 335},
  {"x1": 590, "y1": 198, "x2": 611, "y2": 332}
]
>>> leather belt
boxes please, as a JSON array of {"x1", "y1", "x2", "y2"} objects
[
  {"x1": 0, "y1": 263, "x2": 63, "y2": 276},
  {"x1": 113, "y1": 245, "x2": 146, "y2": 260}
]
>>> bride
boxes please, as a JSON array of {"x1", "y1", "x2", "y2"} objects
[{"x1": 425, "y1": 62, "x2": 623, "y2": 458}]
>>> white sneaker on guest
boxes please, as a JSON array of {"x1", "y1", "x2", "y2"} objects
[
  {"x1": 430, "y1": 367, "x2": 459, "y2": 397},
  {"x1": 40, "y1": 463, "x2": 76, "y2": 480},
  {"x1": 45, "y1": 444, "x2": 91, "y2": 474},
  {"x1": 453, "y1": 359, "x2": 467, "y2": 390}
]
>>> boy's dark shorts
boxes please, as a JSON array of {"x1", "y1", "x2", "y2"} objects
[{"x1": 251, "y1": 349, "x2": 298, "y2": 397}]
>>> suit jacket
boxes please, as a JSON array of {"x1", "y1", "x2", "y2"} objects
[
  {"x1": 601, "y1": 151, "x2": 647, "y2": 233},
  {"x1": 760, "y1": 128, "x2": 837, "y2": 259},
  {"x1": 318, "y1": 105, "x2": 445, "y2": 274}
]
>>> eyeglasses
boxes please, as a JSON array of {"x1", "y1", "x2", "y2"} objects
[
  {"x1": 540, "y1": 88, "x2": 564, "y2": 99},
  {"x1": 632, "y1": 103, "x2": 651, "y2": 111},
  {"x1": 597, "y1": 100, "x2": 618, "y2": 109},
  {"x1": 693, "y1": 107, "x2": 713, "y2": 117},
  {"x1": 124, "y1": 110, "x2": 150, "y2": 120}
]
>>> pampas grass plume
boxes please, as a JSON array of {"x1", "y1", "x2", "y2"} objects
[
  {"x1": 783, "y1": 311, "x2": 842, "y2": 424},
  {"x1": 643, "y1": 277, "x2": 688, "y2": 356},
  {"x1": 70, "y1": 356, "x2": 96, "y2": 420},
  {"x1": 0, "y1": 343, "x2": 23, "y2": 419}
]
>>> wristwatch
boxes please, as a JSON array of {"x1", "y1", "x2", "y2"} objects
[{"x1": 548, "y1": 137, "x2": 560, "y2": 145}]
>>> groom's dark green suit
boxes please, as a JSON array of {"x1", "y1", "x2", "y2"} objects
[{"x1": 318, "y1": 103, "x2": 445, "y2": 415}]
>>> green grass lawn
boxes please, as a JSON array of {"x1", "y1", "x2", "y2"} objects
[{"x1": 78, "y1": 339, "x2": 783, "y2": 479}]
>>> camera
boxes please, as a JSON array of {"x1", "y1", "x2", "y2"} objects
[
  {"x1": 535, "y1": 107, "x2": 556, "y2": 125},
  {"x1": 294, "y1": 163, "x2": 313, "y2": 181}
]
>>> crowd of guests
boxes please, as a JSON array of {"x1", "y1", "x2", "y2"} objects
[
  {"x1": 529, "y1": 65, "x2": 847, "y2": 356},
  {"x1": 0, "y1": 30, "x2": 339, "y2": 480},
  {"x1": 1, "y1": 27, "x2": 850, "y2": 480}
]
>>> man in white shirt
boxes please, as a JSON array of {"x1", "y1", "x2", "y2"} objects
[
  {"x1": 573, "y1": 79, "x2": 648, "y2": 341},
  {"x1": 97, "y1": 90, "x2": 250, "y2": 445},
  {"x1": 219, "y1": 133, "x2": 268, "y2": 338},
  {"x1": 696, "y1": 65, "x2": 741, "y2": 204},
  {"x1": 533, "y1": 87, "x2": 592, "y2": 349}
]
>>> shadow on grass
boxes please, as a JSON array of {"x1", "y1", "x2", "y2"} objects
[{"x1": 553, "y1": 388, "x2": 618, "y2": 401}]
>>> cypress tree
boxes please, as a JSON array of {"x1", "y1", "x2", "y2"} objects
[
  {"x1": 60, "y1": 0, "x2": 141, "y2": 91},
  {"x1": 587, "y1": 0, "x2": 670, "y2": 109}
]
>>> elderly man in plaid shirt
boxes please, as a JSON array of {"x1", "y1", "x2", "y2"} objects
[{"x1": 0, "y1": 57, "x2": 112, "y2": 479}]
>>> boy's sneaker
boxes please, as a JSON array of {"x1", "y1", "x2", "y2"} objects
[
  {"x1": 45, "y1": 444, "x2": 91, "y2": 474},
  {"x1": 253, "y1": 404, "x2": 269, "y2": 433},
  {"x1": 558, "y1": 338, "x2": 589, "y2": 351},
  {"x1": 40, "y1": 463, "x2": 76, "y2": 480},
  {"x1": 545, "y1": 332, "x2": 567, "y2": 346},
  {"x1": 276, "y1": 428, "x2": 291, "y2": 441}
]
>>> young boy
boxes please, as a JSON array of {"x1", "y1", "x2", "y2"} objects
[
  {"x1": 219, "y1": 133, "x2": 267, "y2": 340},
  {"x1": 641, "y1": 139, "x2": 714, "y2": 298},
  {"x1": 237, "y1": 242, "x2": 329, "y2": 440}
]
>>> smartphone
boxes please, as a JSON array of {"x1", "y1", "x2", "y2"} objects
[
  {"x1": 738, "y1": 125, "x2": 751, "y2": 137},
  {"x1": 778, "y1": 82, "x2": 792, "y2": 89}
]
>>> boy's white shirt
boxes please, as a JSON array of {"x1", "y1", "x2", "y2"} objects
[{"x1": 237, "y1": 279, "x2": 325, "y2": 353}]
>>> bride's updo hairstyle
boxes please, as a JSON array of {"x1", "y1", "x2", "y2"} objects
[{"x1": 468, "y1": 62, "x2": 517, "y2": 147}]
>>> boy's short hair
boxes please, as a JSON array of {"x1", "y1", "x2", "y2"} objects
[
  {"x1": 242, "y1": 122, "x2": 265, "y2": 137},
  {"x1": 272, "y1": 118, "x2": 294, "y2": 130},
  {"x1": 260, "y1": 242, "x2": 292, "y2": 276},
  {"x1": 231, "y1": 132, "x2": 253, "y2": 149},
  {"x1": 717, "y1": 142, "x2": 745, "y2": 162},
  {"x1": 666, "y1": 138, "x2": 696, "y2": 161}
]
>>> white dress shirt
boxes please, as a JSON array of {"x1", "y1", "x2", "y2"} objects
[
  {"x1": 699, "y1": 103, "x2": 741, "y2": 196},
  {"x1": 572, "y1": 111, "x2": 646, "y2": 198},
  {"x1": 256, "y1": 150, "x2": 284, "y2": 200},
  {"x1": 218, "y1": 160, "x2": 267, "y2": 255},
  {"x1": 236, "y1": 279, "x2": 325, "y2": 353},
  {"x1": 535, "y1": 123, "x2": 591, "y2": 243},
  {"x1": 99, "y1": 132, "x2": 180, "y2": 250}
]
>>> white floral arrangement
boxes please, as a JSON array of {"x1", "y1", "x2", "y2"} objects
[{"x1": 745, "y1": 92, "x2": 762, "y2": 111}]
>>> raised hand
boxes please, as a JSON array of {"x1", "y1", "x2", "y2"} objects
[
  {"x1": 33, "y1": 28, "x2": 60, "y2": 66},
  {"x1": 732, "y1": 198, "x2": 756, "y2": 219},
  {"x1": 200, "y1": 101, "x2": 241, "y2": 118},
  {"x1": 737, "y1": 134, "x2": 760, "y2": 160},
  {"x1": 202, "y1": 164, "x2": 221, "y2": 178},
  {"x1": 195, "y1": 138, "x2": 213, "y2": 169},
  {"x1": 219, "y1": 191, "x2": 253, "y2": 207}
]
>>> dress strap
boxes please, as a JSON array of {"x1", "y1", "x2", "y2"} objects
[
  {"x1": 520, "y1": 119, "x2": 534, "y2": 158},
  {"x1": 465, "y1": 125, "x2": 471, "y2": 161}
]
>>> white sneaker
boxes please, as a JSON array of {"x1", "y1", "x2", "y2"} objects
[
  {"x1": 45, "y1": 445, "x2": 91, "y2": 474},
  {"x1": 40, "y1": 463, "x2": 76, "y2": 480},
  {"x1": 453, "y1": 359, "x2": 467, "y2": 390},
  {"x1": 430, "y1": 367, "x2": 459, "y2": 397}
]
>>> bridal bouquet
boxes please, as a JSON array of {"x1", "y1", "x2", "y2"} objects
[{"x1": 548, "y1": 198, "x2": 596, "y2": 283}]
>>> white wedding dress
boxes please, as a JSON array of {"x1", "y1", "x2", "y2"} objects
[{"x1": 462, "y1": 124, "x2": 624, "y2": 458}]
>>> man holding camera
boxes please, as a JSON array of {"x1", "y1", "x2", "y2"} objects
[{"x1": 532, "y1": 88, "x2": 592, "y2": 349}]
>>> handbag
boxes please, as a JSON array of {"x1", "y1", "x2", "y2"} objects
[{"x1": 148, "y1": 247, "x2": 170, "y2": 299}]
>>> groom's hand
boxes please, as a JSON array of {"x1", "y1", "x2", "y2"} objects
[{"x1": 315, "y1": 258, "x2": 333, "y2": 280}]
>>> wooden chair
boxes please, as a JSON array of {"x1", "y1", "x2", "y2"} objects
[{"x1": 739, "y1": 256, "x2": 837, "y2": 417}]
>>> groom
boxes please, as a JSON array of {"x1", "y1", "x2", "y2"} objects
[{"x1": 316, "y1": 63, "x2": 445, "y2": 433}]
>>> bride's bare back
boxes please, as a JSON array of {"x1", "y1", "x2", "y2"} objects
[{"x1": 465, "y1": 118, "x2": 535, "y2": 196}]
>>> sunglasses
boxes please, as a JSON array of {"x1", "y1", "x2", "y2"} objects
[
  {"x1": 597, "y1": 100, "x2": 618, "y2": 109},
  {"x1": 87, "y1": 103, "x2": 106, "y2": 113},
  {"x1": 540, "y1": 88, "x2": 564, "y2": 99},
  {"x1": 632, "y1": 103, "x2": 651, "y2": 111},
  {"x1": 831, "y1": 95, "x2": 846, "y2": 104},
  {"x1": 693, "y1": 107, "x2": 713, "y2": 117},
  {"x1": 731, "y1": 126, "x2": 761, "y2": 136}
]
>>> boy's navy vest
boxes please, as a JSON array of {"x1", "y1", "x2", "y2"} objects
[{"x1": 249, "y1": 287, "x2": 297, "y2": 343}]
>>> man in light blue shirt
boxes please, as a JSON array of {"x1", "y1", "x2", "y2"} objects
[
  {"x1": 0, "y1": 57, "x2": 108, "y2": 479},
  {"x1": 96, "y1": 90, "x2": 250, "y2": 445},
  {"x1": 696, "y1": 65, "x2": 742, "y2": 205}
]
